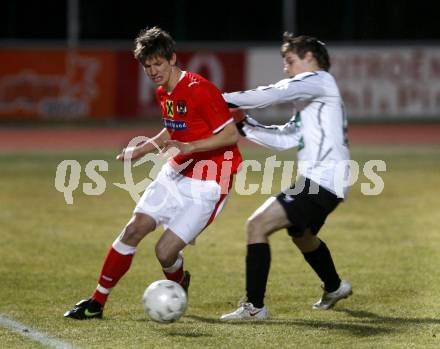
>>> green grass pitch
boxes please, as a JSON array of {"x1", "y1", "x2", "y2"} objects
[{"x1": 1, "y1": 145, "x2": 440, "y2": 348}]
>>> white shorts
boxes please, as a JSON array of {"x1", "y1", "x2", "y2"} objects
[{"x1": 134, "y1": 163, "x2": 229, "y2": 244}]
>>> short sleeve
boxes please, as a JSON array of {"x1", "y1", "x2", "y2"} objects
[{"x1": 193, "y1": 82, "x2": 233, "y2": 133}]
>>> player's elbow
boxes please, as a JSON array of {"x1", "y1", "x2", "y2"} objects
[
  {"x1": 220, "y1": 122, "x2": 239, "y2": 145},
  {"x1": 228, "y1": 125, "x2": 240, "y2": 145}
]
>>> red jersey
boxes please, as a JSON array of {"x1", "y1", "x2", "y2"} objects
[{"x1": 156, "y1": 71, "x2": 242, "y2": 184}]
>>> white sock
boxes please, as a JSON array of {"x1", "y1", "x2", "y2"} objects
[
  {"x1": 162, "y1": 251, "x2": 183, "y2": 272},
  {"x1": 112, "y1": 238, "x2": 136, "y2": 255}
]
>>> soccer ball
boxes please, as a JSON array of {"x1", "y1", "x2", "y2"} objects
[{"x1": 142, "y1": 280, "x2": 188, "y2": 323}]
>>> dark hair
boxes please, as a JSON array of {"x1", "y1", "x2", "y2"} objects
[
  {"x1": 281, "y1": 33, "x2": 331, "y2": 71},
  {"x1": 133, "y1": 26, "x2": 176, "y2": 65}
]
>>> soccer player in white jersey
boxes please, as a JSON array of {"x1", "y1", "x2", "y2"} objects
[{"x1": 220, "y1": 33, "x2": 352, "y2": 321}]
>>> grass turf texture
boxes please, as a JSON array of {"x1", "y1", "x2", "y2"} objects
[{"x1": 1, "y1": 145, "x2": 440, "y2": 348}]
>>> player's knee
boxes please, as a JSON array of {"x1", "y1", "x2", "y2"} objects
[
  {"x1": 246, "y1": 215, "x2": 269, "y2": 239},
  {"x1": 120, "y1": 223, "x2": 141, "y2": 245},
  {"x1": 120, "y1": 216, "x2": 154, "y2": 245},
  {"x1": 155, "y1": 243, "x2": 175, "y2": 267}
]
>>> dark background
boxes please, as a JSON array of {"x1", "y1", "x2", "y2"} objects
[{"x1": 1, "y1": 0, "x2": 439, "y2": 43}]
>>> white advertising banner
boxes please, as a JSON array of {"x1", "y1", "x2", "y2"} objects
[{"x1": 246, "y1": 46, "x2": 440, "y2": 121}]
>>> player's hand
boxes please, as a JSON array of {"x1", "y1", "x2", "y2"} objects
[
  {"x1": 162, "y1": 140, "x2": 194, "y2": 155},
  {"x1": 116, "y1": 145, "x2": 145, "y2": 161}
]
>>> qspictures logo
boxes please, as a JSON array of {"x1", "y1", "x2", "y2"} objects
[
  {"x1": 54, "y1": 136, "x2": 164, "y2": 204},
  {"x1": 54, "y1": 137, "x2": 386, "y2": 205}
]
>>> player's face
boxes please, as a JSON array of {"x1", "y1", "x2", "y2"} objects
[
  {"x1": 283, "y1": 51, "x2": 314, "y2": 77},
  {"x1": 143, "y1": 54, "x2": 177, "y2": 88}
]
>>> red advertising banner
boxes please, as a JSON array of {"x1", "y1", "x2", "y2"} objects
[
  {"x1": 0, "y1": 48, "x2": 245, "y2": 121},
  {"x1": 0, "y1": 49, "x2": 116, "y2": 120}
]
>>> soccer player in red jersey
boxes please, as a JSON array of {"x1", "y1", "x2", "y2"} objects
[{"x1": 64, "y1": 26, "x2": 242, "y2": 319}]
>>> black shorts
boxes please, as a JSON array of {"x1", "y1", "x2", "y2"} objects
[{"x1": 276, "y1": 177, "x2": 342, "y2": 238}]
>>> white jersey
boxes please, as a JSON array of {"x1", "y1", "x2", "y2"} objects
[{"x1": 223, "y1": 71, "x2": 350, "y2": 198}]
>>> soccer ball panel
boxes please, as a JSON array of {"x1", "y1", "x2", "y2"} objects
[{"x1": 142, "y1": 280, "x2": 188, "y2": 323}]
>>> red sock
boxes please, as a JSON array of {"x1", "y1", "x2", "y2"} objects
[
  {"x1": 162, "y1": 253, "x2": 185, "y2": 286},
  {"x1": 92, "y1": 247, "x2": 134, "y2": 306}
]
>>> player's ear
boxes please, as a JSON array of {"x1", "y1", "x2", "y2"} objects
[
  {"x1": 305, "y1": 51, "x2": 314, "y2": 62},
  {"x1": 170, "y1": 53, "x2": 177, "y2": 66}
]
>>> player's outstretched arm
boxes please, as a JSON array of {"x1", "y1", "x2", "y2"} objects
[
  {"x1": 238, "y1": 114, "x2": 300, "y2": 151},
  {"x1": 162, "y1": 122, "x2": 238, "y2": 155},
  {"x1": 223, "y1": 75, "x2": 325, "y2": 110},
  {"x1": 116, "y1": 128, "x2": 170, "y2": 161}
]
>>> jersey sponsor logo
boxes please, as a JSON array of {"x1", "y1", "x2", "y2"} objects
[
  {"x1": 163, "y1": 118, "x2": 187, "y2": 130},
  {"x1": 166, "y1": 100, "x2": 174, "y2": 117},
  {"x1": 294, "y1": 112, "x2": 304, "y2": 151},
  {"x1": 176, "y1": 100, "x2": 187, "y2": 115}
]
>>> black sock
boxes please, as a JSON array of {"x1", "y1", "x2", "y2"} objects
[
  {"x1": 246, "y1": 243, "x2": 271, "y2": 308},
  {"x1": 303, "y1": 240, "x2": 341, "y2": 292}
]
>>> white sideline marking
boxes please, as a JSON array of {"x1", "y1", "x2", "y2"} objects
[{"x1": 0, "y1": 313, "x2": 78, "y2": 349}]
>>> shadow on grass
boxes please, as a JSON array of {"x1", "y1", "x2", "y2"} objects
[
  {"x1": 163, "y1": 331, "x2": 213, "y2": 338},
  {"x1": 336, "y1": 308, "x2": 440, "y2": 326},
  {"x1": 133, "y1": 309, "x2": 440, "y2": 338},
  {"x1": 186, "y1": 315, "x2": 390, "y2": 337},
  {"x1": 187, "y1": 307, "x2": 440, "y2": 338}
]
